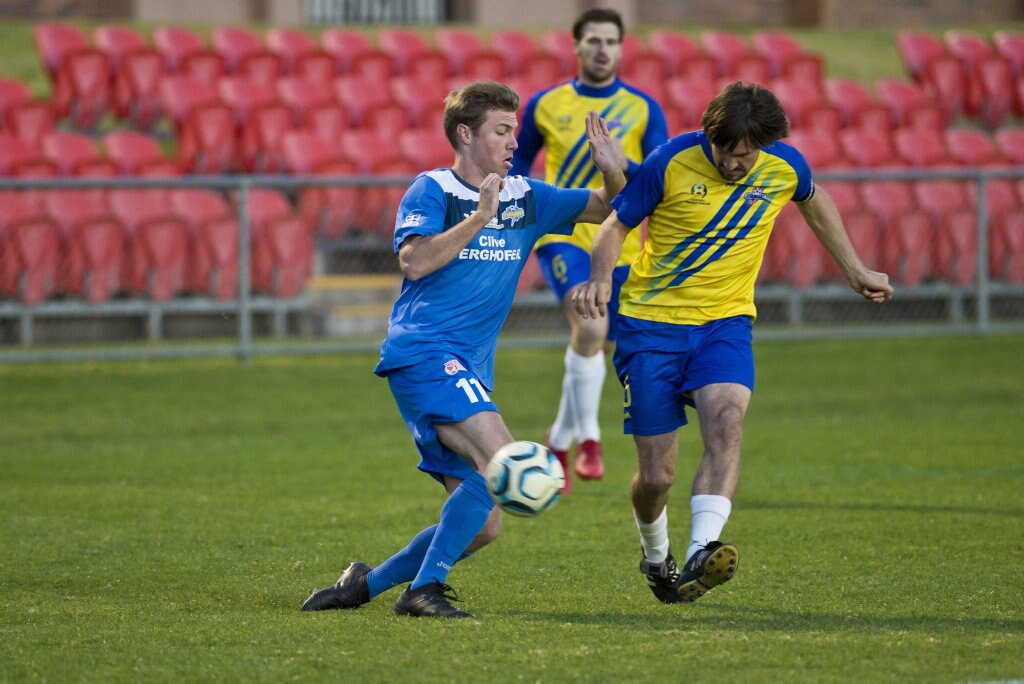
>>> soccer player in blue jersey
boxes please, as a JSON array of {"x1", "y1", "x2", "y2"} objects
[
  {"x1": 573, "y1": 82, "x2": 894, "y2": 604},
  {"x1": 511, "y1": 8, "x2": 668, "y2": 492},
  {"x1": 301, "y1": 81, "x2": 626, "y2": 618}
]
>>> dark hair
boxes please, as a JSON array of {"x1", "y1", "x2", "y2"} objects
[
  {"x1": 442, "y1": 81, "x2": 520, "y2": 150},
  {"x1": 700, "y1": 82, "x2": 790, "y2": 151},
  {"x1": 571, "y1": 8, "x2": 625, "y2": 42}
]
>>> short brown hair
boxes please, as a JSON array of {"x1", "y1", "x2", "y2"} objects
[
  {"x1": 442, "y1": 81, "x2": 520, "y2": 149},
  {"x1": 572, "y1": 8, "x2": 624, "y2": 42},
  {"x1": 700, "y1": 82, "x2": 790, "y2": 151}
]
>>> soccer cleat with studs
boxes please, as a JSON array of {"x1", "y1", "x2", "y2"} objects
[
  {"x1": 639, "y1": 551, "x2": 682, "y2": 604},
  {"x1": 394, "y1": 582, "x2": 474, "y2": 618},
  {"x1": 574, "y1": 439, "x2": 604, "y2": 480},
  {"x1": 300, "y1": 561, "x2": 372, "y2": 611},
  {"x1": 674, "y1": 541, "x2": 739, "y2": 602}
]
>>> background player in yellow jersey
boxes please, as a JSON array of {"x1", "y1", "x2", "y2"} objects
[
  {"x1": 511, "y1": 8, "x2": 668, "y2": 492},
  {"x1": 573, "y1": 82, "x2": 893, "y2": 604}
]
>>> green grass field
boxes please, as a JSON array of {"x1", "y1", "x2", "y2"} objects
[{"x1": 1, "y1": 335, "x2": 1022, "y2": 681}]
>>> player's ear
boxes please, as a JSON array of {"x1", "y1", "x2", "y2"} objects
[{"x1": 457, "y1": 123, "x2": 472, "y2": 146}]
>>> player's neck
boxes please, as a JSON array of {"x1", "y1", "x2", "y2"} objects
[
  {"x1": 450, "y1": 158, "x2": 486, "y2": 188},
  {"x1": 577, "y1": 73, "x2": 616, "y2": 89}
]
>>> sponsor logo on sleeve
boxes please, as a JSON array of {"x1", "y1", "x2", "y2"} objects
[
  {"x1": 444, "y1": 359, "x2": 467, "y2": 375},
  {"x1": 402, "y1": 212, "x2": 425, "y2": 227}
]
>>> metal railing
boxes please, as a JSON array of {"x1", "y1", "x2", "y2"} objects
[{"x1": 1, "y1": 167, "x2": 1023, "y2": 363}]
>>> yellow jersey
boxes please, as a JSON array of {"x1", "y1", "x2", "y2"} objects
[
  {"x1": 611, "y1": 130, "x2": 815, "y2": 325},
  {"x1": 511, "y1": 78, "x2": 668, "y2": 266}
]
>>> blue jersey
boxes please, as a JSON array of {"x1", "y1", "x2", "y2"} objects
[{"x1": 374, "y1": 169, "x2": 590, "y2": 388}]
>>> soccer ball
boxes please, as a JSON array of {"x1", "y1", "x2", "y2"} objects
[{"x1": 485, "y1": 441, "x2": 564, "y2": 517}]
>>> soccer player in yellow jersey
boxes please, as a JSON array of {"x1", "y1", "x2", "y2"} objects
[
  {"x1": 574, "y1": 82, "x2": 893, "y2": 604},
  {"x1": 511, "y1": 8, "x2": 668, "y2": 492}
]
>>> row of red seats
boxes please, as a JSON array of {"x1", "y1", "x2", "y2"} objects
[
  {"x1": 898, "y1": 29, "x2": 1024, "y2": 126},
  {"x1": 0, "y1": 187, "x2": 314, "y2": 304}
]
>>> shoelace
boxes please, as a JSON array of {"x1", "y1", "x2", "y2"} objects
[{"x1": 437, "y1": 583, "x2": 463, "y2": 602}]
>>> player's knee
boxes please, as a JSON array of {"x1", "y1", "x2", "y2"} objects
[
  {"x1": 473, "y1": 509, "x2": 503, "y2": 548},
  {"x1": 637, "y1": 463, "x2": 676, "y2": 494}
]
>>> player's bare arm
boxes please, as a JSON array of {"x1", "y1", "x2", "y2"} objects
[
  {"x1": 398, "y1": 174, "x2": 504, "y2": 281},
  {"x1": 572, "y1": 211, "x2": 633, "y2": 319},
  {"x1": 576, "y1": 111, "x2": 628, "y2": 224},
  {"x1": 798, "y1": 187, "x2": 894, "y2": 304}
]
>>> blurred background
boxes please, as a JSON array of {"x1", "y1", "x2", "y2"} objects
[{"x1": 0, "y1": 0, "x2": 1022, "y2": 359}]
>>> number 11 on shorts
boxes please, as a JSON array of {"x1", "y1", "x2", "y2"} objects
[{"x1": 455, "y1": 377, "x2": 491, "y2": 404}]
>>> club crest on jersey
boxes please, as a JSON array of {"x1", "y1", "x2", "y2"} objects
[
  {"x1": 500, "y1": 202, "x2": 525, "y2": 226},
  {"x1": 744, "y1": 187, "x2": 770, "y2": 205},
  {"x1": 687, "y1": 183, "x2": 710, "y2": 205},
  {"x1": 444, "y1": 359, "x2": 467, "y2": 375},
  {"x1": 556, "y1": 114, "x2": 572, "y2": 131}
]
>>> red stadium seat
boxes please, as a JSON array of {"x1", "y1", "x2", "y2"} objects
[
  {"x1": 994, "y1": 30, "x2": 1024, "y2": 77},
  {"x1": 302, "y1": 104, "x2": 350, "y2": 144},
  {"x1": 701, "y1": 30, "x2": 764, "y2": 79},
  {"x1": 177, "y1": 51, "x2": 227, "y2": 83},
  {"x1": 922, "y1": 56, "x2": 967, "y2": 119},
  {"x1": 990, "y1": 207, "x2": 1024, "y2": 282},
  {"x1": 0, "y1": 77, "x2": 32, "y2": 119},
  {"x1": 0, "y1": 132, "x2": 56, "y2": 177},
  {"x1": 785, "y1": 129, "x2": 844, "y2": 169},
  {"x1": 93, "y1": 25, "x2": 148, "y2": 72},
  {"x1": 838, "y1": 129, "x2": 897, "y2": 168},
  {"x1": 620, "y1": 34, "x2": 647, "y2": 63},
  {"x1": 33, "y1": 23, "x2": 90, "y2": 83},
  {"x1": 295, "y1": 158, "x2": 361, "y2": 240},
  {"x1": 346, "y1": 51, "x2": 396, "y2": 81},
  {"x1": 402, "y1": 52, "x2": 451, "y2": 82},
  {"x1": 999, "y1": 128, "x2": 1024, "y2": 165},
  {"x1": 334, "y1": 75, "x2": 397, "y2": 126},
  {"x1": 770, "y1": 78, "x2": 828, "y2": 128},
  {"x1": 540, "y1": 30, "x2": 577, "y2": 78},
  {"x1": 914, "y1": 179, "x2": 970, "y2": 218},
  {"x1": 944, "y1": 128, "x2": 1002, "y2": 167},
  {"x1": 490, "y1": 29, "x2": 540, "y2": 76},
  {"x1": 774, "y1": 202, "x2": 828, "y2": 287},
  {"x1": 218, "y1": 76, "x2": 278, "y2": 127},
  {"x1": 874, "y1": 78, "x2": 946, "y2": 130},
  {"x1": 320, "y1": 28, "x2": 376, "y2": 74},
  {"x1": 108, "y1": 188, "x2": 189, "y2": 300},
  {"x1": 390, "y1": 75, "x2": 454, "y2": 126},
  {"x1": 515, "y1": 53, "x2": 565, "y2": 88},
  {"x1": 42, "y1": 131, "x2": 108, "y2": 176},
  {"x1": 435, "y1": 27, "x2": 486, "y2": 74},
  {"x1": 159, "y1": 75, "x2": 219, "y2": 130},
  {"x1": 265, "y1": 28, "x2": 331, "y2": 77},
  {"x1": 359, "y1": 157, "x2": 417, "y2": 236},
  {"x1": 153, "y1": 26, "x2": 209, "y2": 71},
  {"x1": 839, "y1": 210, "x2": 884, "y2": 278},
  {"x1": 819, "y1": 182, "x2": 862, "y2": 214},
  {"x1": 239, "y1": 103, "x2": 293, "y2": 173},
  {"x1": 885, "y1": 209, "x2": 935, "y2": 285},
  {"x1": 892, "y1": 127, "x2": 951, "y2": 167},
  {"x1": 752, "y1": 31, "x2": 823, "y2": 82},
  {"x1": 399, "y1": 129, "x2": 455, "y2": 171},
  {"x1": 823, "y1": 77, "x2": 889, "y2": 129},
  {"x1": 0, "y1": 193, "x2": 60, "y2": 303},
  {"x1": 245, "y1": 188, "x2": 311, "y2": 296},
  {"x1": 211, "y1": 27, "x2": 270, "y2": 73},
  {"x1": 517, "y1": 251, "x2": 545, "y2": 293},
  {"x1": 177, "y1": 103, "x2": 236, "y2": 174},
  {"x1": 975, "y1": 57, "x2": 1014, "y2": 127},
  {"x1": 944, "y1": 30, "x2": 994, "y2": 117},
  {"x1": 276, "y1": 76, "x2": 335, "y2": 125},
  {"x1": 376, "y1": 28, "x2": 433, "y2": 74},
  {"x1": 109, "y1": 49, "x2": 165, "y2": 129},
  {"x1": 103, "y1": 131, "x2": 178, "y2": 176},
  {"x1": 621, "y1": 53, "x2": 669, "y2": 85},
  {"x1": 3, "y1": 99, "x2": 56, "y2": 146},
  {"x1": 934, "y1": 208, "x2": 978, "y2": 284},
  {"x1": 664, "y1": 78, "x2": 718, "y2": 132},
  {"x1": 53, "y1": 47, "x2": 111, "y2": 130},
  {"x1": 896, "y1": 31, "x2": 946, "y2": 83},
  {"x1": 456, "y1": 52, "x2": 508, "y2": 81},
  {"x1": 862, "y1": 181, "x2": 917, "y2": 229},
  {"x1": 340, "y1": 129, "x2": 404, "y2": 174},
  {"x1": 44, "y1": 190, "x2": 124, "y2": 301},
  {"x1": 647, "y1": 30, "x2": 701, "y2": 78},
  {"x1": 281, "y1": 129, "x2": 350, "y2": 174},
  {"x1": 171, "y1": 189, "x2": 238, "y2": 298}
]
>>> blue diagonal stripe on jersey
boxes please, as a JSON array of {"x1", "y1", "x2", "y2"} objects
[
  {"x1": 556, "y1": 98, "x2": 631, "y2": 188},
  {"x1": 565, "y1": 99, "x2": 637, "y2": 188},
  {"x1": 639, "y1": 171, "x2": 780, "y2": 301}
]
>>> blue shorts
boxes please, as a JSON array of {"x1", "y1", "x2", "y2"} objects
[
  {"x1": 385, "y1": 353, "x2": 500, "y2": 483},
  {"x1": 612, "y1": 315, "x2": 755, "y2": 436},
  {"x1": 536, "y1": 242, "x2": 630, "y2": 341}
]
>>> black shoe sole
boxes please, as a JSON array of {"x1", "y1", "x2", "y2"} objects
[{"x1": 677, "y1": 543, "x2": 739, "y2": 603}]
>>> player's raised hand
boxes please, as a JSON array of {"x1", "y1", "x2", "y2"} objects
[
  {"x1": 476, "y1": 173, "x2": 504, "y2": 223},
  {"x1": 570, "y1": 279, "x2": 612, "y2": 320},
  {"x1": 585, "y1": 111, "x2": 626, "y2": 175}
]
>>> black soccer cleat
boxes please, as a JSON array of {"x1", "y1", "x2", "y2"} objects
[
  {"x1": 639, "y1": 551, "x2": 682, "y2": 604},
  {"x1": 394, "y1": 582, "x2": 474, "y2": 618},
  {"x1": 674, "y1": 541, "x2": 739, "y2": 603},
  {"x1": 300, "y1": 561, "x2": 372, "y2": 611}
]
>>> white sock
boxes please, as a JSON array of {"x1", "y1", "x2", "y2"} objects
[
  {"x1": 634, "y1": 507, "x2": 670, "y2": 563},
  {"x1": 686, "y1": 495, "x2": 732, "y2": 562},
  {"x1": 567, "y1": 346, "x2": 605, "y2": 443},
  {"x1": 548, "y1": 347, "x2": 576, "y2": 450}
]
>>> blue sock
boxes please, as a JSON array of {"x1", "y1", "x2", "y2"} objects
[
  {"x1": 411, "y1": 472, "x2": 494, "y2": 589},
  {"x1": 365, "y1": 524, "x2": 438, "y2": 599}
]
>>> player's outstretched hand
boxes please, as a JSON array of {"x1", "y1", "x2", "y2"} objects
[
  {"x1": 585, "y1": 111, "x2": 626, "y2": 175},
  {"x1": 570, "y1": 280, "x2": 612, "y2": 320},
  {"x1": 850, "y1": 269, "x2": 894, "y2": 303},
  {"x1": 476, "y1": 173, "x2": 504, "y2": 223}
]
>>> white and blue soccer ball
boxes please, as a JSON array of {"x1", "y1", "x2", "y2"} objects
[{"x1": 486, "y1": 440, "x2": 565, "y2": 517}]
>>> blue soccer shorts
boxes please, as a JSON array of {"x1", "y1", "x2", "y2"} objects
[
  {"x1": 535, "y1": 242, "x2": 630, "y2": 341},
  {"x1": 612, "y1": 315, "x2": 755, "y2": 436},
  {"x1": 385, "y1": 353, "x2": 500, "y2": 483}
]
